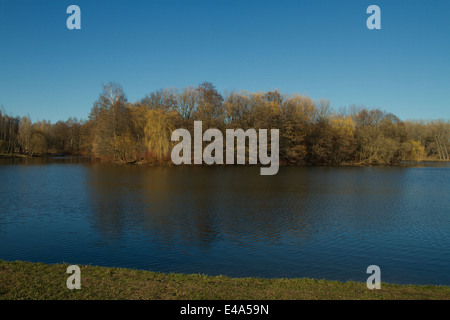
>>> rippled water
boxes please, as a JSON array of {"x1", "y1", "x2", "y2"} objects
[{"x1": 0, "y1": 157, "x2": 449, "y2": 285}]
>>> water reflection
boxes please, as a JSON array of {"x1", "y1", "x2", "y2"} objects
[{"x1": 0, "y1": 157, "x2": 449, "y2": 284}]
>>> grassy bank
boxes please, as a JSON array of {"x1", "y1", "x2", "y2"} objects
[{"x1": 1, "y1": 260, "x2": 449, "y2": 300}]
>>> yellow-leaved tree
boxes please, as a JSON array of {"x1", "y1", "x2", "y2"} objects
[
  {"x1": 144, "y1": 109, "x2": 178, "y2": 163},
  {"x1": 400, "y1": 140, "x2": 426, "y2": 161}
]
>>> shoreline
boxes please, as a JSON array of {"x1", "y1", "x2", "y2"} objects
[
  {"x1": 1, "y1": 153, "x2": 448, "y2": 166},
  {"x1": 1, "y1": 260, "x2": 449, "y2": 300}
]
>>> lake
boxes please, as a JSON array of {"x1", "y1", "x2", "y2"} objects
[{"x1": 0, "y1": 157, "x2": 449, "y2": 285}]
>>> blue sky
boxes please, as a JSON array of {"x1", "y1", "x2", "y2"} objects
[{"x1": 0, "y1": 0, "x2": 449, "y2": 122}]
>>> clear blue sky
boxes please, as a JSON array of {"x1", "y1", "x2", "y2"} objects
[{"x1": 0, "y1": 0, "x2": 449, "y2": 122}]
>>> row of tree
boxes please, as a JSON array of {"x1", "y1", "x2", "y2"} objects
[
  {"x1": 1, "y1": 82, "x2": 449, "y2": 165},
  {"x1": 0, "y1": 110, "x2": 87, "y2": 156}
]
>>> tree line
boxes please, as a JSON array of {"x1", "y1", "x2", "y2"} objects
[{"x1": 1, "y1": 82, "x2": 449, "y2": 165}]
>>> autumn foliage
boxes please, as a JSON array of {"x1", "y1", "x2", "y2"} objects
[{"x1": 1, "y1": 82, "x2": 448, "y2": 165}]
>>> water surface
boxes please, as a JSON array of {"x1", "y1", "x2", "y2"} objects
[{"x1": 0, "y1": 157, "x2": 449, "y2": 285}]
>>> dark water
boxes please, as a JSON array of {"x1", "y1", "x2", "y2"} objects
[{"x1": 0, "y1": 157, "x2": 449, "y2": 285}]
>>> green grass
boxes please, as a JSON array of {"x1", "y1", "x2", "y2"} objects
[{"x1": 1, "y1": 260, "x2": 449, "y2": 300}]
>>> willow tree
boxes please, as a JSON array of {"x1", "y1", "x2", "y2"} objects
[
  {"x1": 399, "y1": 140, "x2": 426, "y2": 161},
  {"x1": 144, "y1": 109, "x2": 178, "y2": 162}
]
